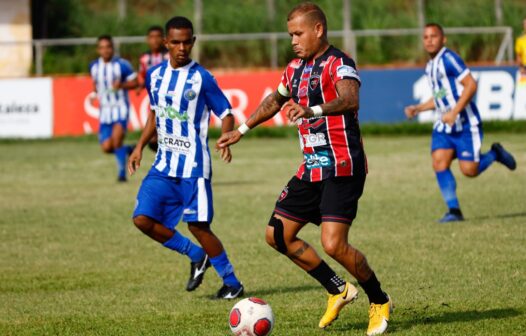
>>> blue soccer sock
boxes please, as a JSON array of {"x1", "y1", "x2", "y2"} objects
[
  {"x1": 435, "y1": 169, "x2": 460, "y2": 210},
  {"x1": 477, "y1": 149, "x2": 497, "y2": 174},
  {"x1": 163, "y1": 231, "x2": 205, "y2": 263},
  {"x1": 114, "y1": 146, "x2": 128, "y2": 178},
  {"x1": 210, "y1": 251, "x2": 241, "y2": 288},
  {"x1": 125, "y1": 144, "x2": 135, "y2": 155}
]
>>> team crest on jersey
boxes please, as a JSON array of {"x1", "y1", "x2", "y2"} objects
[
  {"x1": 309, "y1": 75, "x2": 320, "y2": 90},
  {"x1": 184, "y1": 89, "x2": 197, "y2": 101},
  {"x1": 278, "y1": 186, "x2": 289, "y2": 202}
]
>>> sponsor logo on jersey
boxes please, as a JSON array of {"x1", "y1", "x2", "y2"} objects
[
  {"x1": 158, "y1": 134, "x2": 193, "y2": 154},
  {"x1": 304, "y1": 151, "x2": 332, "y2": 169},
  {"x1": 154, "y1": 106, "x2": 189, "y2": 121},
  {"x1": 309, "y1": 75, "x2": 320, "y2": 90},
  {"x1": 336, "y1": 65, "x2": 357, "y2": 78},
  {"x1": 183, "y1": 89, "x2": 197, "y2": 101},
  {"x1": 299, "y1": 118, "x2": 326, "y2": 130},
  {"x1": 434, "y1": 87, "x2": 447, "y2": 99},
  {"x1": 303, "y1": 133, "x2": 327, "y2": 147},
  {"x1": 298, "y1": 87, "x2": 308, "y2": 97}
]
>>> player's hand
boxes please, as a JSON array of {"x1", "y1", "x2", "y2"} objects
[
  {"x1": 404, "y1": 105, "x2": 418, "y2": 119},
  {"x1": 112, "y1": 80, "x2": 121, "y2": 91},
  {"x1": 284, "y1": 101, "x2": 312, "y2": 123},
  {"x1": 216, "y1": 130, "x2": 242, "y2": 149},
  {"x1": 128, "y1": 147, "x2": 143, "y2": 176},
  {"x1": 442, "y1": 111, "x2": 457, "y2": 126},
  {"x1": 219, "y1": 146, "x2": 232, "y2": 163}
]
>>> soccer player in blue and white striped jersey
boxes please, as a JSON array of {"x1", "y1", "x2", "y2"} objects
[
  {"x1": 128, "y1": 17, "x2": 243, "y2": 299},
  {"x1": 89, "y1": 35, "x2": 137, "y2": 182},
  {"x1": 405, "y1": 23, "x2": 516, "y2": 223}
]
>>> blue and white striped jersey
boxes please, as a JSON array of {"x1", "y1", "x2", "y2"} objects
[
  {"x1": 89, "y1": 57, "x2": 137, "y2": 124},
  {"x1": 146, "y1": 60, "x2": 232, "y2": 179},
  {"x1": 425, "y1": 47, "x2": 481, "y2": 133}
]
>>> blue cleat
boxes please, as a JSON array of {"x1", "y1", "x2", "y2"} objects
[
  {"x1": 438, "y1": 211, "x2": 464, "y2": 223},
  {"x1": 491, "y1": 143, "x2": 516, "y2": 170}
]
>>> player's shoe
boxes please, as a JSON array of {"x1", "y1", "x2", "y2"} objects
[
  {"x1": 186, "y1": 254, "x2": 211, "y2": 291},
  {"x1": 438, "y1": 211, "x2": 464, "y2": 223},
  {"x1": 216, "y1": 283, "x2": 244, "y2": 299},
  {"x1": 491, "y1": 143, "x2": 516, "y2": 170},
  {"x1": 366, "y1": 294, "x2": 393, "y2": 336},
  {"x1": 318, "y1": 282, "x2": 359, "y2": 329},
  {"x1": 117, "y1": 175, "x2": 127, "y2": 183}
]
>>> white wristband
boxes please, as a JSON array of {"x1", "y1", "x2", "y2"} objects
[
  {"x1": 237, "y1": 123, "x2": 250, "y2": 135},
  {"x1": 311, "y1": 105, "x2": 323, "y2": 117}
]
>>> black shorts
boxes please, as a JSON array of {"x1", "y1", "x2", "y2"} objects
[{"x1": 274, "y1": 174, "x2": 366, "y2": 225}]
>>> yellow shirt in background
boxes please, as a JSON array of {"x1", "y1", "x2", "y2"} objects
[{"x1": 516, "y1": 33, "x2": 526, "y2": 66}]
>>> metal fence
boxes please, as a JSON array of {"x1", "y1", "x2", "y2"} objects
[{"x1": 0, "y1": 25, "x2": 515, "y2": 76}]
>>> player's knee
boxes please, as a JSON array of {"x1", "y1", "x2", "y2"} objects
[
  {"x1": 321, "y1": 237, "x2": 344, "y2": 258},
  {"x1": 460, "y1": 165, "x2": 478, "y2": 177},
  {"x1": 267, "y1": 216, "x2": 287, "y2": 254},
  {"x1": 101, "y1": 142, "x2": 113, "y2": 153},
  {"x1": 133, "y1": 215, "x2": 153, "y2": 233}
]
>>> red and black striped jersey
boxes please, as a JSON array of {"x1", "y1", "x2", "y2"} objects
[
  {"x1": 277, "y1": 45, "x2": 367, "y2": 182},
  {"x1": 138, "y1": 50, "x2": 169, "y2": 84}
]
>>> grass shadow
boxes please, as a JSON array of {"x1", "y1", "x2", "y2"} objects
[
  {"x1": 390, "y1": 308, "x2": 522, "y2": 332},
  {"x1": 468, "y1": 212, "x2": 526, "y2": 221}
]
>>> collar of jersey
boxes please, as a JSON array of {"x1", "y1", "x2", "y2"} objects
[
  {"x1": 431, "y1": 47, "x2": 447, "y2": 61},
  {"x1": 168, "y1": 60, "x2": 195, "y2": 71}
]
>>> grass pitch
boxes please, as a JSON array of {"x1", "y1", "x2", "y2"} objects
[{"x1": 0, "y1": 134, "x2": 525, "y2": 335}]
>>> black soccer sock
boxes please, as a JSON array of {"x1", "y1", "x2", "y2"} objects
[
  {"x1": 307, "y1": 260, "x2": 346, "y2": 295},
  {"x1": 449, "y1": 208, "x2": 463, "y2": 216},
  {"x1": 358, "y1": 272, "x2": 388, "y2": 304}
]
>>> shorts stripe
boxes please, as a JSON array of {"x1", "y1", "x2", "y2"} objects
[
  {"x1": 274, "y1": 208, "x2": 308, "y2": 224},
  {"x1": 321, "y1": 215, "x2": 353, "y2": 225},
  {"x1": 197, "y1": 178, "x2": 208, "y2": 222},
  {"x1": 470, "y1": 126, "x2": 481, "y2": 162}
]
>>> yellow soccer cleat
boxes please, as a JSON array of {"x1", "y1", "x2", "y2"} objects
[
  {"x1": 318, "y1": 282, "x2": 359, "y2": 328},
  {"x1": 366, "y1": 295, "x2": 393, "y2": 336}
]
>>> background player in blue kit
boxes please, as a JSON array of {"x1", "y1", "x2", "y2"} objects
[
  {"x1": 128, "y1": 16, "x2": 243, "y2": 299},
  {"x1": 90, "y1": 35, "x2": 137, "y2": 182},
  {"x1": 404, "y1": 23, "x2": 517, "y2": 223}
]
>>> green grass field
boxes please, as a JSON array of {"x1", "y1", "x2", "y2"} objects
[{"x1": 1, "y1": 134, "x2": 525, "y2": 335}]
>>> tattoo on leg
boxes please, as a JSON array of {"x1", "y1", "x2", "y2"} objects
[
  {"x1": 353, "y1": 252, "x2": 373, "y2": 282},
  {"x1": 290, "y1": 241, "x2": 310, "y2": 258}
]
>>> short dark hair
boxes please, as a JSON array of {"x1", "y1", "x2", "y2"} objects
[
  {"x1": 97, "y1": 34, "x2": 113, "y2": 45},
  {"x1": 147, "y1": 25, "x2": 164, "y2": 35},
  {"x1": 287, "y1": 2, "x2": 327, "y2": 36},
  {"x1": 425, "y1": 23, "x2": 444, "y2": 36},
  {"x1": 165, "y1": 16, "x2": 194, "y2": 35}
]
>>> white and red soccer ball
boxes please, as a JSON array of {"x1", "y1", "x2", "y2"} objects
[{"x1": 229, "y1": 297, "x2": 274, "y2": 336}]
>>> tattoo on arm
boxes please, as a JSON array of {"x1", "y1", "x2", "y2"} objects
[
  {"x1": 319, "y1": 79, "x2": 359, "y2": 116},
  {"x1": 290, "y1": 241, "x2": 310, "y2": 258},
  {"x1": 246, "y1": 91, "x2": 289, "y2": 128}
]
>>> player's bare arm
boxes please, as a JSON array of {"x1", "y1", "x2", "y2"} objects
[
  {"x1": 442, "y1": 73, "x2": 477, "y2": 126},
  {"x1": 404, "y1": 98, "x2": 435, "y2": 119},
  {"x1": 219, "y1": 114, "x2": 235, "y2": 163},
  {"x1": 286, "y1": 79, "x2": 359, "y2": 123},
  {"x1": 128, "y1": 108, "x2": 156, "y2": 175},
  {"x1": 216, "y1": 91, "x2": 288, "y2": 148}
]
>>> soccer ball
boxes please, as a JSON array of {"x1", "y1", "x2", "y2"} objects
[{"x1": 229, "y1": 297, "x2": 274, "y2": 336}]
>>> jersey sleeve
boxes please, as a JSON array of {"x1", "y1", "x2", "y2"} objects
[
  {"x1": 202, "y1": 71, "x2": 232, "y2": 119},
  {"x1": 277, "y1": 67, "x2": 292, "y2": 97},
  {"x1": 444, "y1": 51, "x2": 470, "y2": 81},
  {"x1": 145, "y1": 68, "x2": 156, "y2": 107},
  {"x1": 120, "y1": 59, "x2": 138, "y2": 82},
  {"x1": 329, "y1": 56, "x2": 361, "y2": 86}
]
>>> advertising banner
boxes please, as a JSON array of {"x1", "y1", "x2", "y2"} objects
[
  {"x1": 50, "y1": 65, "x2": 526, "y2": 137},
  {"x1": 0, "y1": 78, "x2": 53, "y2": 138}
]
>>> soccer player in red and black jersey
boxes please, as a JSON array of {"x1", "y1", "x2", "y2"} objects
[
  {"x1": 217, "y1": 3, "x2": 391, "y2": 335},
  {"x1": 138, "y1": 26, "x2": 169, "y2": 152}
]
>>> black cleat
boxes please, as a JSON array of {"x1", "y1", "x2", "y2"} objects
[
  {"x1": 117, "y1": 175, "x2": 127, "y2": 182},
  {"x1": 216, "y1": 283, "x2": 244, "y2": 300},
  {"x1": 186, "y1": 254, "x2": 211, "y2": 291},
  {"x1": 491, "y1": 143, "x2": 516, "y2": 170}
]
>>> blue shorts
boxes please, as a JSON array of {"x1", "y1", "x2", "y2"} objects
[
  {"x1": 431, "y1": 125, "x2": 483, "y2": 162},
  {"x1": 98, "y1": 120, "x2": 128, "y2": 144},
  {"x1": 133, "y1": 169, "x2": 214, "y2": 229}
]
